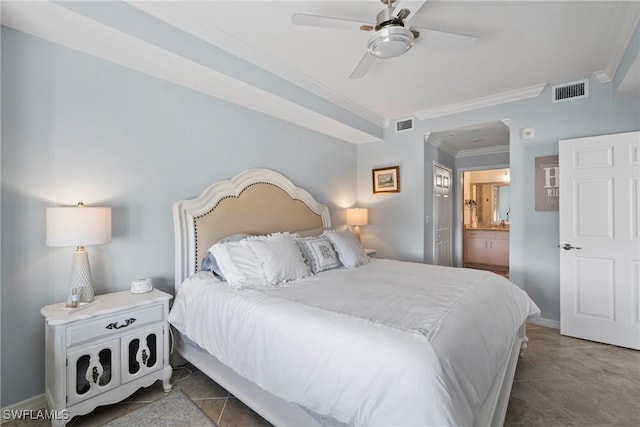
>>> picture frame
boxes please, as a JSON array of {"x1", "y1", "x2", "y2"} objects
[{"x1": 372, "y1": 166, "x2": 400, "y2": 194}]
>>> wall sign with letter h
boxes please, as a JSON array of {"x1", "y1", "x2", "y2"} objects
[{"x1": 535, "y1": 155, "x2": 559, "y2": 211}]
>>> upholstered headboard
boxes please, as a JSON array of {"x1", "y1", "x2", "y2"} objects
[{"x1": 172, "y1": 168, "x2": 331, "y2": 290}]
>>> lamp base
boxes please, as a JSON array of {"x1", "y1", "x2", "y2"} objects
[{"x1": 68, "y1": 247, "x2": 95, "y2": 304}]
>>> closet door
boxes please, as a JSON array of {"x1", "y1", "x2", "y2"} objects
[{"x1": 434, "y1": 163, "x2": 453, "y2": 266}]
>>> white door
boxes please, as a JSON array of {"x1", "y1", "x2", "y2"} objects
[
  {"x1": 434, "y1": 163, "x2": 452, "y2": 266},
  {"x1": 559, "y1": 131, "x2": 640, "y2": 349}
]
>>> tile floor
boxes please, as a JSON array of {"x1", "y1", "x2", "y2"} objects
[
  {"x1": 3, "y1": 325, "x2": 638, "y2": 426},
  {"x1": 505, "y1": 324, "x2": 640, "y2": 427}
]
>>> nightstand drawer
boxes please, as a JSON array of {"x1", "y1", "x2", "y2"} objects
[{"x1": 67, "y1": 304, "x2": 163, "y2": 347}]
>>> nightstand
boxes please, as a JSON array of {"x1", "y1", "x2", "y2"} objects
[
  {"x1": 41, "y1": 289, "x2": 173, "y2": 426},
  {"x1": 365, "y1": 248, "x2": 377, "y2": 257}
]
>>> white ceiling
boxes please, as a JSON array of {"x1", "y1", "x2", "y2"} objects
[
  {"x1": 2, "y1": 1, "x2": 639, "y2": 147},
  {"x1": 133, "y1": 0, "x2": 638, "y2": 120},
  {"x1": 427, "y1": 120, "x2": 510, "y2": 157}
]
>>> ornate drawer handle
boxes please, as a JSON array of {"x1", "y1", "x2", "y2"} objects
[
  {"x1": 105, "y1": 318, "x2": 136, "y2": 330},
  {"x1": 91, "y1": 366, "x2": 100, "y2": 384}
]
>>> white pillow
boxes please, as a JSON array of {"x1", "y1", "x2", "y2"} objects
[
  {"x1": 323, "y1": 229, "x2": 370, "y2": 268},
  {"x1": 297, "y1": 236, "x2": 341, "y2": 273},
  {"x1": 202, "y1": 233, "x2": 252, "y2": 279},
  {"x1": 209, "y1": 240, "x2": 268, "y2": 289},
  {"x1": 246, "y1": 233, "x2": 310, "y2": 285}
]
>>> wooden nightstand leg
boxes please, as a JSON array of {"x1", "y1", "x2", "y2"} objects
[{"x1": 162, "y1": 365, "x2": 173, "y2": 392}]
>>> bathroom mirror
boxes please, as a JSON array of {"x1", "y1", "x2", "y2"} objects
[{"x1": 473, "y1": 183, "x2": 510, "y2": 224}]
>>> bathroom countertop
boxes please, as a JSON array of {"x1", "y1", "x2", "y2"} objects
[{"x1": 465, "y1": 226, "x2": 510, "y2": 231}]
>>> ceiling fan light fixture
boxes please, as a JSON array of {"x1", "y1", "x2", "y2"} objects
[{"x1": 367, "y1": 26, "x2": 414, "y2": 59}]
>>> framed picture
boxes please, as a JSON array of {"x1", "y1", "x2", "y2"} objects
[{"x1": 372, "y1": 166, "x2": 400, "y2": 194}]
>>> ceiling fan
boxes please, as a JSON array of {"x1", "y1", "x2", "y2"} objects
[{"x1": 292, "y1": 0, "x2": 476, "y2": 79}]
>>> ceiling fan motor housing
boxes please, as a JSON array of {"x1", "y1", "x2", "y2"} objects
[{"x1": 368, "y1": 26, "x2": 415, "y2": 59}]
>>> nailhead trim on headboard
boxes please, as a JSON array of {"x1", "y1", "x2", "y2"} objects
[
  {"x1": 174, "y1": 169, "x2": 331, "y2": 290},
  {"x1": 193, "y1": 194, "x2": 237, "y2": 271}
]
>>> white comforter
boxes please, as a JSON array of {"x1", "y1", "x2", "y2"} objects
[{"x1": 169, "y1": 259, "x2": 540, "y2": 426}]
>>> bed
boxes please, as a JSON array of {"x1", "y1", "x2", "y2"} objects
[{"x1": 169, "y1": 168, "x2": 540, "y2": 426}]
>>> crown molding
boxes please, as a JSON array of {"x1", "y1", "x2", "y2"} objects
[
  {"x1": 127, "y1": 1, "x2": 386, "y2": 129},
  {"x1": 426, "y1": 137, "x2": 510, "y2": 158},
  {"x1": 593, "y1": 70, "x2": 612, "y2": 83},
  {"x1": 2, "y1": 1, "x2": 379, "y2": 145},
  {"x1": 415, "y1": 83, "x2": 547, "y2": 121},
  {"x1": 456, "y1": 145, "x2": 510, "y2": 158},
  {"x1": 596, "y1": 3, "x2": 640, "y2": 83},
  {"x1": 424, "y1": 132, "x2": 460, "y2": 158}
]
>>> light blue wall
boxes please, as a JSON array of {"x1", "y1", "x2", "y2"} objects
[
  {"x1": 0, "y1": 28, "x2": 357, "y2": 407},
  {"x1": 357, "y1": 78, "x2": 639, "y2": 324},
  {"x1": 356, "y1": 130, "x2": 424, "y2": 262},
  {"x1": 54, "y1": 0, "x2": 383, "y2": 139}
]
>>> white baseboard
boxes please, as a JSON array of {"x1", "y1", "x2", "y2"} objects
[
  {"x1": 1, "y1": 393, "x2": 46, "y2": 416},
  {"x1": 528, "y1": 317, "x2": 560, "y2": 329}
]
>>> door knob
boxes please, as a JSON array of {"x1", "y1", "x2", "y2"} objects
[{"x1": 560, "y1": 243, "x2": 582, "y2": 250}]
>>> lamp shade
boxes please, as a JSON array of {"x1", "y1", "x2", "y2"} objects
[
  {"x1": 346, "y1": 208, "x2": 369, "y2": 226},
  {"x1": 46, "y1": 205, "x2": 112, "y2": 247}
]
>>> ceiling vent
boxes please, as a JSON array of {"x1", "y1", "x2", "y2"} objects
[
  {"x1": 395, "y1": 117, "x2": 414, "y2": 133},
  {"x1": 552, "y1": 79, "x2": 588, "y2": 103}
]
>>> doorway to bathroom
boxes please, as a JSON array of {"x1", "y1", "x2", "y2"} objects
[
  {"x1": 462, "y1": 168, "x2": 510, "y2": 276},
  {"x1": 425, "y1": 119, "x2": 510, "y2": 270}
]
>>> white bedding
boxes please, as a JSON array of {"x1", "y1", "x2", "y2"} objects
[{"x1": 169, "y1": 259, "x2": 540, "y2": 426}]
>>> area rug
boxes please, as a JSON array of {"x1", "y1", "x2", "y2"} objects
[{"x1": 103, "y1": 390, "x2": 217, "y2": 427}]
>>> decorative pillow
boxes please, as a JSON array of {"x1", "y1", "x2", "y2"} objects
[
  {"x1": 200, "y1": 252, "x2": 222, "y2": 277},
  {"x1": 209, "y1": 240, "x2": 268, "y2": 289},
  {"x1": 246, "y1": 233, "x2": 310, "y2": 285},
  {"x1": 323, "y1": 229, "x2": 370, "y2": 269},
  {"x1": 202, "y1": 233, "x2": 251, "y2": 280},
  {"x1": 297, "y1": 236, "x2": 342, "y2": 273}
]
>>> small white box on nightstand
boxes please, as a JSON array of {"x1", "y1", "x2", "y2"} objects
[{"x1": 131, "y1": 278, "x2": 153, "y2": 294}]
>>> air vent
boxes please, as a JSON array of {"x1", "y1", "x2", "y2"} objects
[
  {"x1": 552, "y1": 79, "x2": 588, "y2": 103},
  {"x1": 395, "y1": 117, "x2": 414, "y2": 133}
]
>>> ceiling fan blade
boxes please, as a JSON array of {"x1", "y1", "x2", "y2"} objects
[
  {"x1": 292, "y1": 13, "x2": 374, "y2": 31},
  {"x1": 410, "y1": 27, "x2": 476, "y2": 50},
  {"x1": 350, "y1": 53, "x2": 376, "y2": 79},
  {"x1": 403, "y1": 0, "x2": 429, "y2": 25}
]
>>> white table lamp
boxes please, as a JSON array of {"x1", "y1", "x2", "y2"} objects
[
  {"x1": 46, "y1": 202, "x2": 111, "y2": 304},
  {"x1": 346, "y1": 208, "x2": 369, "y2": 241}
]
